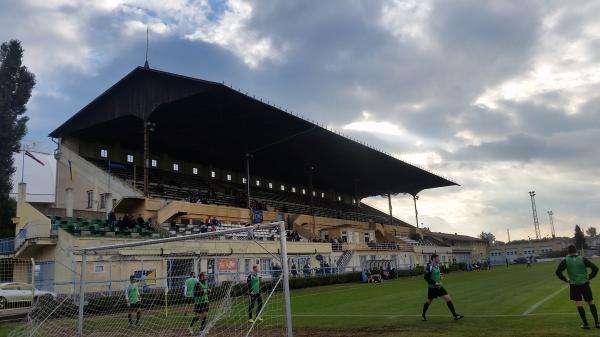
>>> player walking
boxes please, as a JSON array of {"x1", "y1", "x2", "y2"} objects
[
  {"x1": 555, "y1": 245, "x2": 599, "y2": 329},
  {"x1": 247, "y1": 265, "x2": 264, "y2": 323},
  {"x1": 421, "y1": 254, "x2": 464, "y2": 321},
  {"x1": 189, "y1": 272, "x2": 210, "y2": 334},
  {"x1": 125, "y1": 275, "x2": 142, "y2": 326}
]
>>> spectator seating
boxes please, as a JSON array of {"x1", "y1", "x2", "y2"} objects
[
  {"x1": 48, "y1": 215, "x2": 160, "y2": 238},
  {"x1": 87, "y1": 157, "x2": 413, "y2": 228}
]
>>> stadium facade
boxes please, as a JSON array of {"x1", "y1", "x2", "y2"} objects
[{"x1": 6, "y1": 66, "x2": 489, "y2": 293}]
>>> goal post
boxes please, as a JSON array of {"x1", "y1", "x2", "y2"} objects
[{"x1": 15, "y1": 221, "x2": 293, "y2": 337}]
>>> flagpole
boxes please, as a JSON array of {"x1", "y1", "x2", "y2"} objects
[{"x1": 21, "y1": 147, "x2": 25, "y2": 183}]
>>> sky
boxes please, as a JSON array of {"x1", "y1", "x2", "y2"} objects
[{"x1": 3, "y1": 0, "x2": 600, "y2": 241}]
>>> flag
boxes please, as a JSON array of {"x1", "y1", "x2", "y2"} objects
[{"x1": 25, "y1": 150, "x2": 45, "y2": 166}]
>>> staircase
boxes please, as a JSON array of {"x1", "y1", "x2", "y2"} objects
[{"x1": 336, "y1": 250, "x2": 354, "y2": 272}]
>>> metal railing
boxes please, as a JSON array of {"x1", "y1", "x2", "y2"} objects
[
  {"x1": 331, "y1": 242, "x2": 414, "y2": 252},
  {"x1": 14, "y1": 223, "x2": 53, "y2": 251},
  {"x1": 0, "y1": 238, "x2": 14, "y2": 254}
]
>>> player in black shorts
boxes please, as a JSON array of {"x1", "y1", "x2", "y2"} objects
[
  {"x1": 556, "y1": 245, "x2": 599, "y2": 329},
  {"x1": 189, "y1": 272, "x2": 210, "y2": 334},
  {"x1": 422, "y1": 254, "x2": 464, "y2": 321}
]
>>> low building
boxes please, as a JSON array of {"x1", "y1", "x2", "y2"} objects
[{"x1": 489, "y1": 237, "x2": 571, "y2": 265}]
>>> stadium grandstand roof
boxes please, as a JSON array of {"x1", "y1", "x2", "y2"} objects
[{"x1": 50, "y1": 66, "x2": 457, "y2": 198}]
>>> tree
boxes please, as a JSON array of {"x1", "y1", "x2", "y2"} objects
[
  {"x1": 586, "y1": 226, "x2": 597, "y2": 238},
  {"x1": 0, "y1": 40, "x2": 35, "y2": 238},
  {"x1": 479, "y1": 232, "x2": 495, "y2": 244},
  {"x1": 574, "y1": 225, "x2": 586, "y2": 252}
]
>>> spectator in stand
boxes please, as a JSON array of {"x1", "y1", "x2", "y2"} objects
[
  {"x1": 303, "y1": 262, "x2": 312, "y2": 277},
  {"x1": 210, "y1": 223, "x2": 217, "y2": 232},
  {"x1": 108, "y1": 211, "x2": 116, "y2": 227},
  {"x1": 200, "y1": 223, "x2": 208, "y2": 233},
  {"x1": 170, "y1": 219, "x2": 177, "y2": 230},
  {"x1": 136, "y1": 214, "x2": 145, "y2": 227},
  {"x1": 291, "y1": 263, "x2": 298, "y2": 278}
]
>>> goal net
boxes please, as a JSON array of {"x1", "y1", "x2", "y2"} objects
[{"x1": 9, "y1": 221, "x2": 293, "y2": 337}]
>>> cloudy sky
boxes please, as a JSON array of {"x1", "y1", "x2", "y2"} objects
[{"x1": 3, "y1": 0, "x2": 600, "y2": 241}]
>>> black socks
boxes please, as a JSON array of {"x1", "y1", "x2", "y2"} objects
[
  {"x1": 446, "y1": 301, "x2": 457, "y2": 316},
  {"x1": 200, "y1": 317, "x2": 207, "y2": 330},
  {"x1": 422, "y1": 302, "x2": 430, "y2": 316},
  {"x1": 578, "y1": 306, "x2": 589, "y2": 326},
  {"x1": 190, "y1": 316, "x2": 199, "y2": 327},
  {"x1": 590, "y1": 304, "x2": 599, "y2": 324}
]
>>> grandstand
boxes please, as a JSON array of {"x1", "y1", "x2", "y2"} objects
[{"x1": 5, "y1": 65, "x2": 489, "y2": 303}]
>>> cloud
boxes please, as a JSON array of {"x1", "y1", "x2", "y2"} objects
[{"x1": 3, "y1": 0, "x2": 600, "y2": 241}]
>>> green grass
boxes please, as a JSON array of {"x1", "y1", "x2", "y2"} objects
[
  {"x1": 289, "y1": 261, "x2": 594, "y2": 336},
  {"x1": 1, "y1": 261, "x2": 597, "y2": 336}
]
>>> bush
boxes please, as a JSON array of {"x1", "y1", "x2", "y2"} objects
[{"x1": 289, "y1": 272, "x2": 361, "y2": 289}]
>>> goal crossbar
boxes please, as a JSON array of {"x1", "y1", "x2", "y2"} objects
[{"x1": 77, "y1": 221, "x2": 285, "y2": 253}]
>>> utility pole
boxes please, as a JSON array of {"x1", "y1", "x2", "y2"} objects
[
  {"x1": 143, "y1": 120, "x2": 156, "y2": 197},
  {"x1": 413, "y1": 194, "x2": 419, "y2": 229},
  {"x1": 507, "y1": 228, "x2": 511, "y2": 242},
  {"x1": 388, "y1": 193, "x2": 393, "y2": 226},
  {"x1": 548, "y1": 211, "x2": 556, "y2": 239},
  {"x1": 529, "y1": 191, "x2": 541, "y2": 240}
]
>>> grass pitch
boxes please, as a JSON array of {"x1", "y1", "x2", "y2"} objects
[
  {"x1": 1, "y1": 261, "x2": 595, "y2": 336},
  {"x1": 291, "y1": 261, "x2": 592, "y2": 336}
]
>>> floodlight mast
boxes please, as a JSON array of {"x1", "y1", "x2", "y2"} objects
[{"x1": 529, "y1": 191, "x2": 541, "y2": 240}]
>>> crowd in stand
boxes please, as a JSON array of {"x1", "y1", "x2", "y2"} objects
[{"x1": 108, "y1": 212, "x2": 154, "y2": 232}]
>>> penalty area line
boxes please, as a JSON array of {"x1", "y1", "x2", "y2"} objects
[
  {"x1": 522, "y1": 285, "x2": 569, "y2": 316},
  {"x1": 271, "y1": 312, "x2": 577, "y2": 318}
]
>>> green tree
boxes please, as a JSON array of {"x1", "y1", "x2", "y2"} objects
[
  {"x1": 574, "y1": 225, "x2": 586, "y2": 253},
  {"x1": 0, "y1": 40, "x2": 35, "y2": 238},
  {"x1": 479, "y1": 232, "x2": 496, "y2": 244},
  {"x1": 586, "y1": 226, "x2": 597, "y2": 238}
]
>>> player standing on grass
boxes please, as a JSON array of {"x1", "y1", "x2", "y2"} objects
[
  {"x1": 184, "y1": 271, "x2": 198, "y2": 315},
  {"x1": 421, "y1": 254, "x2": 464, "y2": 321},
  {"x1": 555, "y1": 245, "x2": 599, "y2": 329},
  {"x1": 189, "y1": 272, "x2": 210, "y2": 334},
  {"x1": 247, "y1": 265, "x2": 264, "y2": 323},
  {"x1": 125, "y1": 275, "x2": 142, "y2": 326}
]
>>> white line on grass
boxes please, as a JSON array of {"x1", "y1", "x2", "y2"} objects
[
  {"x1": 522, "y1": 285, "x2": 569, "y2": 316},
  {"x1": 283, "y1": 313, "x2": 577, "y2": 318}
]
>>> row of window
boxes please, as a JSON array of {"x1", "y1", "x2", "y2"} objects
[
  {"x1": 490, "y1": 248, "x2": 552, "y2": 257},
  {"x1": 99, "y1": 149, "x2": 355, "y2": 203}
]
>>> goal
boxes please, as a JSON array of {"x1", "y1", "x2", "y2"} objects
[{"x1": 10, "y1": 221, "x2": 293, "y2": 337}]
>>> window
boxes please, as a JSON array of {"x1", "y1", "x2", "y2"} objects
[
  {"x1": 151, "y1": 159, "x2": 157, "y2": 167},
  {"x1": 312, "y1": 191, "x2": 316, "y2": 197},
  {"x1": 193, "y1": 167, "x2": 198, "y2": 175},
  {"x1": 227, "y1": 174, "x2": 232, "y2": 181},
  {"x1": 364, "y1": 232, "x2": 370, "y2": 243},
  {"x1": 126, "y1": 154, "x2": 134, "y2": 163},
  {"x1": 100, "y1": 149, "x2": 108, "y2": 158},
  {"x1": 211, "y1": 171, "x2": 216, "y2": 178},
  {"x1": 242, "y1": 178, "x2": 247, "y2": 184},
  {"x1": 280, "y1": 185, "x2": 285, "y2": 191},
  {"x1": 321, "y1": 192, "x2": 325, "y2": 198},
  {"x1": 256, "y1": 180, "x2": 261, "y2": 186},
  {"x1": 173, "y1": 163, "x2": 179, "y2": 171},
  {"x1": 94, "y1": 265, "x2": 105, "y2": 273},
  {"x1": 338, "y1": 196, "x2": 342, "y2": 201},
  {"x1": 100, "y1": 193, "x2": 108, "y2": 209},
  {"x1": 268, "y1": 182, "x2": 273, "y2": 189},
  {"x1": 291, "y1": 187, "x2": 296, "y2": 193},
  {"x1": 86, "y1": 190, "x2": 94, "y2": 209},
  {"x1": 352, "y1": 199, "x2": 356, "y2": 204},
  {"x1": 302, "y1": 189, "x2": 306, "y2": 195}
]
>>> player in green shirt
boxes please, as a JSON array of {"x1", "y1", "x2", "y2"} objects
[
  {"x1": 421, "y1": 254, "x2": 464, "y2": 321},
  {"x1": 184, "y1": 271, "x2": 198, "y2": 299},
  {"x1": 556, "y1": 245, "x2": 599, "y2": 329},
  {"x1": 247, "y1": 265, "x2": 264, "y2": 323},
  {"x1": 125, "y1": 275, "x2": 142, "y2": 326},
  {"x1": 188, "y1": 272, "x2": 210, "y2": 334}
]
